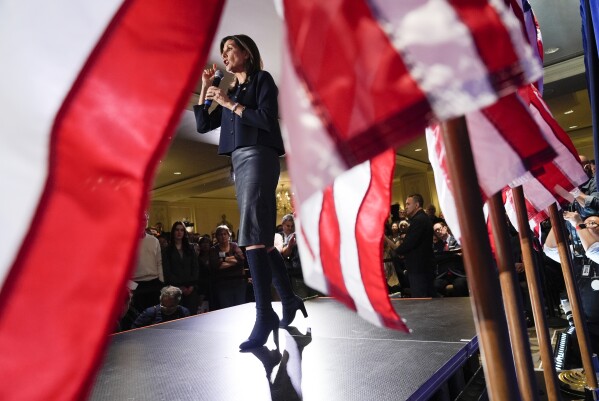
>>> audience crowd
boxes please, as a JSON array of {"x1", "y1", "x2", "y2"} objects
[
  {"x1": 122, "y1": 171, "x2": 598, "y2": 333},
  {"x1": 115, "y1": 155, "x2": 599, "y2": 383},
  {"x1": 383, "y1": 191, "x2": 566, "y2": 324}
]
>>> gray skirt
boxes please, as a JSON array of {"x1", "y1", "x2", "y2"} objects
[{"x1": 231, "y1": 145, "x2": 280, "y2": 247}]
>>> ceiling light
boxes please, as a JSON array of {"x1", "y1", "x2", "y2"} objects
[
  {"x1": 173, "y1": 171, "x2": 182, "y2": 175},
  {"x1": 564, "y1": 110, "x2": 574, "y2": 114},
  {"x1": 545, "y1": 47, "x2": 560, "y2": 54},
  {"x1": 569, "y1": 125, "x2": 578, "y2": 129},
  {"x1": 414, "y1": 148, "x2": 422, "y2": 152}
]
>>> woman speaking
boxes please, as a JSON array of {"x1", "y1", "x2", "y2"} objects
[{"x1": 194, "y1": 34, "x2": 307, "y2": 350}]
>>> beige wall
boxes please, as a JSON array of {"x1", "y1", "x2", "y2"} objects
[
  {"x1": 571, "y1": 126, "x2": 594, "y2": 159},
  {"x1": 391, "y1": 170, "x2": 439, "y2": 213},
  {"x1": 150, "y1": 202, "x2": 300, "y2": 235},
  {"x1": 151, "y1": 164, "x2": 441, "y2": 233},
  {"x1": 150, "y1": 198, "x2": 240, "y2": 236}
]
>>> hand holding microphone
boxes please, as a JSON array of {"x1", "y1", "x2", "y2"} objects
[{"x1": 204, "y1": 69, "x2": 225, "y2": 110}]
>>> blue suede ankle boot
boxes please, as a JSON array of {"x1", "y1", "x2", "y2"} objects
[{"x1": 240, "y1": 248, "x2": 279, "y2": 351}]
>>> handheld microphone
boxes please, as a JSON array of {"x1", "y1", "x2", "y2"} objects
[{"x1": 204, "y1": 70, "x2": 224, "y2": 110}]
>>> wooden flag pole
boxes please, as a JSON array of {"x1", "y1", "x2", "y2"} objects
[
  {"x1": 488, "y1": 193, "x2": 541, "y2": 401},
  {"x1": 548, "y1": 203, "x2": 599, "y2": 390},
  {"x1": 441, "y1": 118, "x2": 520, "y2": 400},
  {"x1": 512, "y1": 186, "x2": 562, "y2": 401}
]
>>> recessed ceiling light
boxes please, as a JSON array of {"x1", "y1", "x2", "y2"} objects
[
  {"x1": 569, "y1": 125, "x2": 578, "y2": 129},
  {"x1": 173, "y1": 171, "x2": 182, "y2": 175},
  {"x1": 564, "y1": 110, "x2": 574, "y2": 114},
  {"x1": 414, "y1": 148, "x2": 422, "y2": 152},
  {"x1": 545, "y1": 47, "x2": 560, "y2": 54}
]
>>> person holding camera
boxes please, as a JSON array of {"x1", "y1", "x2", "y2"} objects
[
  {"x1": 544, "y1": 211, "x2": 599, "y2": 352},
  {"x1": 209, "y1": 225, "x2": 247, "y2": 310},
  {"x1": 274, "y1": 215, "x2": 299, "y2": 271},
  {"x1": 274, "y1": 214, "x2": 319, "y2": 299}
]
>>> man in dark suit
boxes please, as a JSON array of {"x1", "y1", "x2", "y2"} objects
[{"x1": 395, "y1": 194, "x2": 435, "y2": 297}]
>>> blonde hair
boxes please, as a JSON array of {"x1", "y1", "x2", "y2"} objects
[{"x1": 215, "y1": 225, "x2": 232, "y2": 237}]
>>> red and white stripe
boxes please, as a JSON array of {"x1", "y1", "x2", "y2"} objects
[
  {"x1": 503, "y1": 188, "x2": 548, "y2": 238},
  {"x1": 281, "y1": 0, "x2": 546, "y2": 330},
  {"x1": 281, "y1": 37, "x2": 406, "y2": 330},
  {"x1": 282, "y1": 0, "x2": 543, "y2": 203},
  {"x1": 511, "y1": 85, "x2": 587, "y2": 211},
  {"x1": 368, "y1": 0, "x2": 541, "y2": 118},
  {"x1": 0, "y1": 1, "x2": 224, "y2": 399},
  {"x1": 509, "y1": 0, "x2": 544, "y2": 92},
  {"x1": 295, "y1": 150, "x2": 409, "y2": 332},
  {"x1": 0, "y1": 0, "x2": 124, "y2": 293},
  {"x1": 464, "y1": 92, "x2": 557, "y2": 197},
  {"x1": 426, "y1": 84, "x2": 586, "y2": 242},
  {"x1": 426, "y1": 125, "x2": 462, "y2": 241}
]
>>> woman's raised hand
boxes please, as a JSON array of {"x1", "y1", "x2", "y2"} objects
[{"x1": 201, "y1": 63, "x2": 217, "y2": 87}]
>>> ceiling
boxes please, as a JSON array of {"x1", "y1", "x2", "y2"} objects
[{"x1": 151, "y1": 0, "x2": 594, "y2": 203}]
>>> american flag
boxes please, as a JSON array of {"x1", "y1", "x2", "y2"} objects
[
  {"x1": 426, "y1": 0, "x2": 587, "y2": 243},
  {"x1": 281, "y1": 0, "x2": 549, "y2": 328},
  {"x1": 427, "y1": 82, "x2": 587, "y2": 241},
  {"x1": 281, "y1": 0, "x2": 545, "y2": 204},
  {"x1": 427, "y1": 84, "x2": 587, "y2": 244},
  {"x1": 0, "y1": 0, "x2": 577, "y2": 398},
  {"x1": 0, "y1": 1, "x2": 224, "y2": 399},
  {"x1": 509, "y1": 0, "x2": 544, "y2": 92}
]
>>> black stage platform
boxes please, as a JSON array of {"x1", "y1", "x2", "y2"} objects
[{"x1": 89, "y1": 297, "x2": 479, "y2": 401}]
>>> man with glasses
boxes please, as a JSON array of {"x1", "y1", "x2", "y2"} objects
[
  {"x1": 132, "y1": 286, "x2": 190, "y2": 328},
  {"x1": 432, "y1": 222, "x2": 459, "y2": 253},
  {"x1": 432, "y1": 222, "x2": 467, "y2": 297}
]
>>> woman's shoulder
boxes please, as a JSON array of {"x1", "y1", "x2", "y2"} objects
[
  {"x1": 252, "y1": 70, "x2": 276, "y2": 85},
  {"x1": 254, "y1": 70, "x2": 273, "y2": 78}
]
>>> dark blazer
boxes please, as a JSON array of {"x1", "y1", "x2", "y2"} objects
[
  {"x1": 162, "y1": 247, "x2": 200, "y2": 287},
  {"x1": 194, "y1": 70, "x2": 285, "y2": 156},
  {"x1": 395, "y1": 209, "x2": 434, "y2": 273}
]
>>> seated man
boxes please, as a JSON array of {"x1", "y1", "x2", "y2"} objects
[
  {"x1": 131, "y1": 286, "x2": 190, "y2": 328},
  {"x1": 432, "y1": 222, "x2": 468, "y2": 296},
  {"x1": 432, "y1": 222, "x2": 459, "y2": 252}
]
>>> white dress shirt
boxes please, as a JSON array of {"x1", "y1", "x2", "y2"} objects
[
  {"x1": 544, "y1": 242, "x2": 599, "y2": 264},
  {"x1": 132, "y1": 233, "x2": 164, "y2": 282}
]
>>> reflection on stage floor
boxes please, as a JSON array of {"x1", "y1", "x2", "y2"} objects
[{"x1": 89, "y1": 297, "x2": 479, "y2": 401}]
